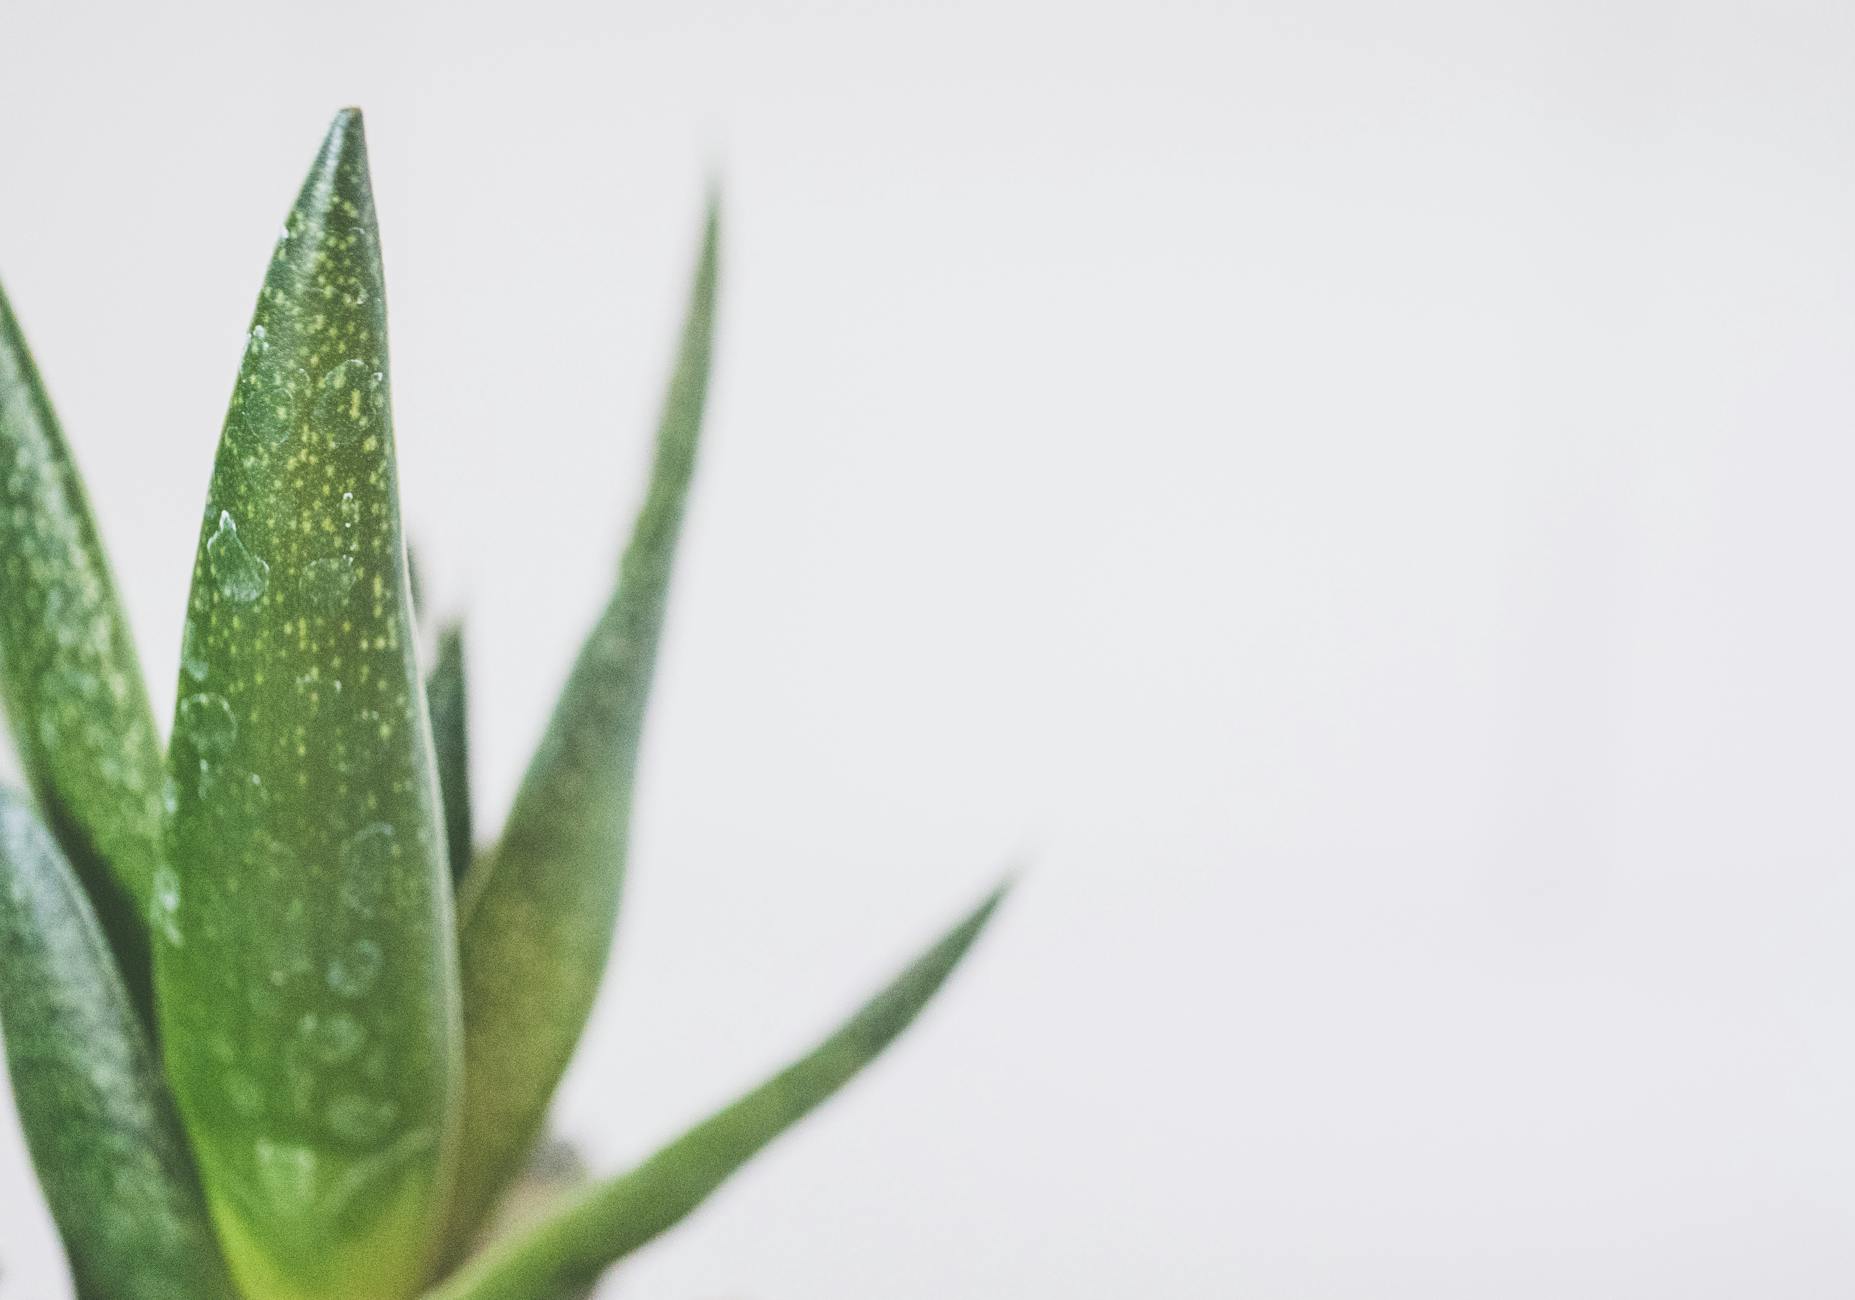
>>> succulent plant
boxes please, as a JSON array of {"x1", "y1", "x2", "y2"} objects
[{"x1": 0, "y1": 108, "x2": 1008, "y2": 1300}]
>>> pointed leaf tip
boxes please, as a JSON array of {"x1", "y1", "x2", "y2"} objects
[
  {"x1": 297, "y1": 108, "x2": 375, "y2": 231},
  {"x1": 326, "y1": 107, "x2": 366, "y2": 151},
  {"x1": 0, "y1": 277, "x2": 165, "y2": 1026},
  {"x1": 156, "y1": 116, "x2": 456, "y2": 1300},
  {"x1": 444, "y1": 199, "x2": 720, "y2": 1252}
]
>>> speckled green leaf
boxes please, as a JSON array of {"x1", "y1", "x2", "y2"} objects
[
  {"x1": 426, "y1": 621, "x2": 472, "y2": 884},
  {"x1": 0, "y1": 789, "x2": 238, "y2": 1300},
  {"x1": 0, "y1": 279, "x2": 165, "y2": 1021},
  {"x1": 155, "y1": 110, "x2": 459, "y2": 1300},
  {"x1": 426, "y1": 882, "x2": 1009, "y2": 1300},
  {"x1": 446, "y1": 202, "x2": 718, "y2": 1246}
]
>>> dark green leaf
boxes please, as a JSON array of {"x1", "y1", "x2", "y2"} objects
[
  {"x1": 426, "y1": 621, "x2": 472, "y2": 885},
  {"x1": 0, "y1": 789, "x2": 238, "y2": 1300},
  {"x1": 445, "y1": 199, "x2": 718, "y2": 1247},
  {"x1": 155, "y1": 109, "x2": 459, "y2": 1300},
  {"x1": 0, "y1": 278, "x2": 165, "y2": 1022},
  {"x1": 425, "y1": 881, "x2": 1008, "y2": 1300}
]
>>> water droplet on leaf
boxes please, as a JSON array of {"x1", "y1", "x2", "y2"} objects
[
  {"x1": 298, "y1": 1010, "x2": 366, "y2": 1066},
  {"x1": 206, "y1": 512, "x2": 268, "y2": 604},
  {"x1": 338, "y1": 823, "x2": 395, "y2": 916},
  {"x1": 238, "y1": 366, "x2": 309, "y2": 445},
  {"x1": 325, "y1": 1093, "x2": 399, "y2": 1146},
  {"x1": 180, "y1": 619, "x2": 208, "y2": 682},
  {"x1": 302, "y1": 554, "x2": 357, "y2": 609},
  {"x1": 178, "y1": 693, "x2": 236, "y2": 756},
  {"x1": 326, "y1": 937, "x2": 383, "y2": 998},
  {"x1": 314, "y1": 360, "x2": 385, "y2": 446},
  {"x1": 150, "y1": 866, "x2": 182, "y2": 946},
  {"x1": 253, "y1": 1140, "x2": 319, "y2": 1211}
]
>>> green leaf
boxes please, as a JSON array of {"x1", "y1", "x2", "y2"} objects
[
  {"x1": 0, "y1": 789, "x2": 239, "y2": 1300},
  {"x1": 445, "y1": 199, "x2": 719, "y2": 1247},
  {"x1": 0, "y1": 278, "x2": 165, "y2": 1022},
  {"x1": 155, "y1": 109, "x2": 459, "y2": 1300},
  {"x1": 425, "y1": 882, "x2": 1009, "y2": 1300},
  {"x1": 426, "y1": 621, "x2": 472, "y2": 885}
]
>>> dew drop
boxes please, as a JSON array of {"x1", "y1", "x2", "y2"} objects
[
  {"x1": 302, "y1": 555, "x2": 358, "y2": 609},
  {"x1": 313, "y1": 360, "x2": 386, "y2": 446},
  {"x1": 338, "y1": 823, "x2": 395, "y2": 916},
  {"x1": 206, "y1": 512, "x2": 268, "y2": 604},
  {"x1": 150, "y1": 866, "x2": 182, "y2": 947},
  {"x1": 238, "y1": 366, "x2": 309, "y2": 445},
  {"x1": 298, "y1": 1010, "x2": 366, "y2": 1066},
  {"x1": 325, "y1": 1093, "x2": 399, "y2": 1146},
  {"x1": 253, "y1": 1139, "x2": 319, "y2": 1211},
  {"x1": 326, "y1": 937, "x2": 384, "y2": 998},
  {"x1": 339, "y1": 492, "x2": 360, "y2": 530},
  {"x1": 180, "y1": 619, "x2": 208, "y2": 682},
  {"x1": 178, "y1": 693, "x2": 236, "y2": 756}
]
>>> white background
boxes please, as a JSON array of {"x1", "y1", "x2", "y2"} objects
[{"x1": 3, "y1": 1, "x2": 1855, "y2": 1296}]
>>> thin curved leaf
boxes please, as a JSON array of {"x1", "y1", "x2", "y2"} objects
[
  {"x1": 426, "y1": 621, "x2": 472, "y2": 885},
  {"x1": 0, "y1": 278, "x2": 165, "y2": 1021},
  {"x1": 156, "y1": 109, "x2": 459, "y2": 1300},
  {"x1": 426, "y1": 881, "x2": 1009, "y2": 1300},
  {"x1": 0, "y1": 788, "x2": 238, "y2": 1300},
  {"x1": 446, "y1": 199, "x2": 718, "y2": 1247}
]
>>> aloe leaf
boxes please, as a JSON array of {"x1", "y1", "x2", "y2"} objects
[
  {"x1": 0, "y1": 278, "x2": 165, "y2": 1019},
  {"x1": 0, "y1": 789, "x2": 238, "y2": 1300},
  {"x1": 445, "y1": 200, "x2": 719, "y2": 1245},
  {"x1": 155, "y1": 109, "x2": 459, "y2": 1300},
  {"x1": 426, "y1": 621, "x2": 472, "y2": 884},
  {"x1": 426, "y1": 882, "x2": 1009, "y2": 1300}
]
